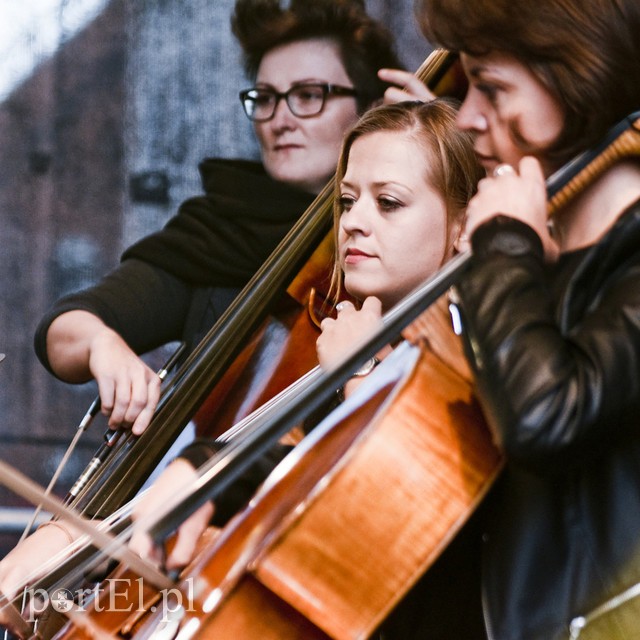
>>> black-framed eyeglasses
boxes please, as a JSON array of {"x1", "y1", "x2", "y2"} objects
[{"x1": 239, "y1": 83, "x2": 358, "y2": 122}]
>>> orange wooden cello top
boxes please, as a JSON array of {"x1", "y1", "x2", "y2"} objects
[{"x1": 115, "y1": 297, "x2": 503, "y2": 640}]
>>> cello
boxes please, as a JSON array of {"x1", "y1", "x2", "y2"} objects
[
  {"x1": 35, "y1": 256, "x2": 497, "y2": 640},
  {"x1": 41, "y1": 107, "x2": 640, "y2": 640},
  {"x1": 0, "y1": 50, "x2": 466, "y2": 638}
]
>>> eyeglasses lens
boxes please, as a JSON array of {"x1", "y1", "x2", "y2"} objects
[{"x1": 242, "y1": 85, "x2": 327, "y2": 121}]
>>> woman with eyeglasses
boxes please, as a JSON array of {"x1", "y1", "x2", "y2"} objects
[
  {"x1": 31, "y1": 0, "x2": 401, "y2": 436},
  {"x1": 0, "y1": 0, "x2": 402, "y2": 602}
]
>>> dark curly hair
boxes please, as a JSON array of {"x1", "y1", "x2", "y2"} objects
[{"x1": 231, "y1": 0, "x2": 403, "y2": 113}]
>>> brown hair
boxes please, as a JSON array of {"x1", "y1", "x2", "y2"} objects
[
  {"x1": 231, "y1": 0, "x2": 403, "y2": 113},
  {"x1": 416, "y1": 0, "x2": 640, "y2": 162},
  {"x1": 329, "y1": 98, "x2": 483, "y2": 300}
]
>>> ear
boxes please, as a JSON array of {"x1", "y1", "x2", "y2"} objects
[{"x1": 453, "y1": 222, "x2": 470, "y2": 254}]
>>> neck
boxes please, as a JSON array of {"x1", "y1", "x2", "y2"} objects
[{"x1": 553, "y1": 160, "x2": 640, "y2": 251}]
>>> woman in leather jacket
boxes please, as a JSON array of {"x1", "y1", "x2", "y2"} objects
[{"x1": 415, "y1": 0, "x2": 640, "y2": 637}]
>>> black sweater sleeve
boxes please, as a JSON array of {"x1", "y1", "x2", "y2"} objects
[{"x1": 34, "y1": 258, "x2": 193, "y2": 376}]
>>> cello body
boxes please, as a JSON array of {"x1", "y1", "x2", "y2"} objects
[
  {"x1": 52, "y1": 299, "x2": 501, "y2": 640},
  {"x1": 190, "y1": 232, "x2": 337, "y2": 441}
]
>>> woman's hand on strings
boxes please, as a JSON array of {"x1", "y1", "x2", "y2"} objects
[
  {"x1": 317, "y1": 297, "x2": 391, "y2": 398},
  {"x1": 378, "y1": 68, "x2": 436, "y2": 104},
  {"x1": 317, "y1": 297, "x2": 384, "y2": 371},
  {"x1": 88, "y1": 327, "x2": 161, "y2": 434},
  {"x1": 129, "y1": 459, "x2": 214, "y2": 571},
  {"x1": 464, "y1": 156, "x2": 560, "y2": 261}
]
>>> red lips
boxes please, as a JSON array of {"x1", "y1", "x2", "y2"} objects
[{"x1": 344, "y1": 247, "x2": 373, "y2": 264}]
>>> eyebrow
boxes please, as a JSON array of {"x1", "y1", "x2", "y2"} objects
[
  {"x1": 255, "y1": 78, "x2": 329, "y2": 88},
  {"x1": 466, "y1": 60, "x2": 513, "y2": 86},
  {"x1": 340, "y1": 179, "x2": 415, "y2": 193},
  {"x1": 466, "y1": 63, "x2": 489, "y2": 80}
]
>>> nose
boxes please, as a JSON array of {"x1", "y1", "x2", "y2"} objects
[
  {"x1": 340, "y1": 198, "x2": 372, "y2": 236},
  {"x1": 269, "y1": 96, "x2": 297, "y2": 131},
  {"x1": 456, "y1": 93, "x2": 488, "y2": 133}
]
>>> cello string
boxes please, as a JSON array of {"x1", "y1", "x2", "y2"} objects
[{"x1": 216, "y1": 367, "x2": 320, "y2": 443}]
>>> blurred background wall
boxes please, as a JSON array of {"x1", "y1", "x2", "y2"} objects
[{"x1": 0, "y1": 0, "x2": 432, "y2": 555}]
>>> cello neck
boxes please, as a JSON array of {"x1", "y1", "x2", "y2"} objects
[{"x1": 548, "y1": 110, "x2": 640, "y2": 216}]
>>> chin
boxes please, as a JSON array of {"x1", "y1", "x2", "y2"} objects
[
  {"x1": 343, "y1": 282, "x2": 365, "y2": 301},
  {"x1": 345, "y1": 280, "x2": 385, "y2": 306}
]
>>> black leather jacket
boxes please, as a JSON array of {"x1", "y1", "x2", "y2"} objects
[{"x1": 456, "y1": 202, "x2": 640, "y2": 640}]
